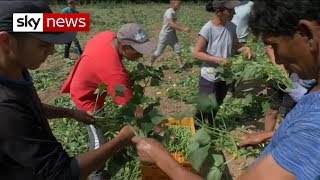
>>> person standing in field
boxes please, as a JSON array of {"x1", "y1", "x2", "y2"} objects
[
  {"x1": 61, "y1": 23, "x2": 154, "y2": 180},
  {"x1": 193, "y1": 0, "x2": 253, "y2": 125},
  {"x1": 61, "y1": 0, "x2": 83, "y2": 60},
  {"x1": 231, "y1": 0, "x2": 254, "y2": 44},
  {"x1": 150, "y1": 0, "x2": 191, "y2": 69}
]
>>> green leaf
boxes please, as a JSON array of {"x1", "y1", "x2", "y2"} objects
[
  {"x1": 193, "y1": 128, "x2": 211, "y2": 146},
  {"x1": 139, "y1": 130, "x2": 146, "y2": 137},
  {"x1": 189, "y1": 142, "x2": 200, "y2": 152},
  {"x1": 206, "y1": 166, "x2": 223, "y2": 180},
  {"x1": 173, "y1": 111, "x2": 191, "y2": 121},
  {"x1": 137, "y1": 62, "x2": 145, "y2": 71},
  {"x1": 212, "y1": 154, "x2": 224, "y2": 167},
  {"x1": 242, "y1": 94, "x2": 253, "y2": 106},
  {"x1": 115, "y1": 85, "x2": 126, "y2": 97},
  {"x1": 147, "y1": 108, "x2": 167, "y2": 125},
  {"x1": 189, "y1": 145, "x2": 210, "y2": 171},
  {"x1": 150, "y1": 77, "x2": 161, "y2": 86},
  {"x1": 262, "y1": 101, "x2": 271, "y2": 113},
  {"x1": 133, "y1": 84, "x2": 144, "y2": 97},
  {"x1": 195, "y1": 94, "x2": 218, "y2": 113},
  {"x1": 141, "y1": 123, "x2": 154, "y2": 135}
]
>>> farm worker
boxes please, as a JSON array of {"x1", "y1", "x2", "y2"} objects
[
  {"x1": 150, "y1": 0, "x2": 191, "y2": 69},
  {"x1": 130, "y1": 0, "x2": 320, "y2": 179},
  {"x1": 61, "y1": 23, "x2": 154, "y2": 179},
  {"x1": 193, "y1": 0, "x2": 253, "y2": 125},
  {"x1": 61, "y1": 0, "x2": 83, "y2": 60},
  {"x1": 238, "y1": 45, "x2": 317, "y2": 146},
  {"x1": 0, "y1": 1, "x2": 135, "y2": 180},
  {"x1": 237, "y1": 44, "x2": 317, "y2": 147},
  {"x1": 237, "y1": 73, "x2": 316, "y2": 147},
  {"x1": 231, "y1": 0, "x2": 254, "y2": 44}
]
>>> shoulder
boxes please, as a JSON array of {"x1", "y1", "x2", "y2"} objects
[
  {"x1": 61, "y1": 7, "x2": 69, "y2": 13},
  {"x1": 226, "y1": 22, "x2": 237, "y2": 32},
  {"x1": 87, "y1": 31, "x2": 116, "y2": 45},
  {"x1": 165, "y1": 8, "x2": 174, "y2": 15},
  {"x1": 202, "y1": 21, "x2": 213, "y2": 30},
  {"x1": 95, "y1": 31, "x2": 116, "y2": 39}
]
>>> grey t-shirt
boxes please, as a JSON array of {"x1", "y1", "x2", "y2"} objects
[
  {"x1": 160, "y1": 8, "x2": 177, "y2": 37},
  {"x1": 199, "y1": 21, "x2": 236, "y2": 82}
]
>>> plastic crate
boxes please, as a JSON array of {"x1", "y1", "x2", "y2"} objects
[
  {"x1": 141, "y1": 117, "x2": 195, "y2": 180},
  {"x1": 141, "y1": 162, "x2": 193, "y2": 180}
]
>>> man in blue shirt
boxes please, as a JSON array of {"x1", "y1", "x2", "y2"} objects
[
  {"x1": 129, "y1": 1, "x2": 320, "y2": 179},
  {"x1": 61, "y1": 0, "x2": 83, "y2": 60}
]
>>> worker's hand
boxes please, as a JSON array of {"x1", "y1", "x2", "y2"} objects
[
  {"x1": 219, "y1": 58, "x2": 228, "y2": 65},
  {"x1": 132, "y1": 136, "x2": 170, "y2": 164},
  {"x1": 243, "y1": 47, "x2": 254, "y2": 60},
  {"x1": 184, "y1": 27, "x2": 191, "y2": 34},
  {"x1": 237, "y1": 132, "x2": 273, "y2": 147},
  {"x1": 117, "y1": 126, "x2": 136, "y2": 148},
  {"x1": 71, "y1": 110, "x2": 95, "y2": 125}
]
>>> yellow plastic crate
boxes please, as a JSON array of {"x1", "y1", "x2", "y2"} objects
[{"x1": 141, "y1": 117, "x2": 195, "y2": 180}]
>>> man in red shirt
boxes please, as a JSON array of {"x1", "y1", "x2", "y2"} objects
[{"x1": 61, "y1": 23, "x2": 154, "y2": 179}]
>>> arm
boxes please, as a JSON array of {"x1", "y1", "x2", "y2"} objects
[
  {"x1": 238, "y1": 154, "x2": 295, "y2": 180},
  {"x1": 76, "y1": 126, "x2": 134, "y2": 180},
  {"x1": 132, "y1": 137, "x2": 202, "y2": 180},
  {"x1": 42, "y1": 103, "x2": 94, "y2": 124},
  {"x1": 239, "y1": 127, "x2": 320, "y2": 180},
  {"x1": 168, "y1": 18, "x2": 190, "y2": 33},
  {"x1": 156, "y1": 151, "x2": 202, "y2": 180},
  {"x1": 193, "y1": 36, "x2": 227, "y2": 64},
  {"x1": 42, "y1": 103, "x2": 75, "y2": 119},
  {"x1": 237, "y1": 131, "x2": 274, "y2": 147}
]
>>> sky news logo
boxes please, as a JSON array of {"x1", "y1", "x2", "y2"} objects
[{"x1": 13, "y1": 13, "x2": 90, "y2": 32}]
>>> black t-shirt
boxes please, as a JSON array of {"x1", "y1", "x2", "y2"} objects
[{"x1": 0, "y1": 70, "x2": 79, "y2": 180}]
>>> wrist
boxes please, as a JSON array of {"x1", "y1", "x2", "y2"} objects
[
  {"x1": 111, "y1": 135, "x2": 126, "y2": 150},
  {"x1": 156, "y1": 152, "x2": 183, "y2": 177},
  {"x1": 155, "y1": 150, "x2": 176, "y2": 167},
  {"x1": 114, "y1": 134, "x2": 128, "y2": 149},
  {"x1": 219, "y1": 58, "x2": 226, "y2": 64}
]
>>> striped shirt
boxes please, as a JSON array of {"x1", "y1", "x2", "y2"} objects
[{"x1": 258, "y1": 91, "x2": 320, "y2": 179}]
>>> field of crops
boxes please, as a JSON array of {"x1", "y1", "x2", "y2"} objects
[{"x1": 33, "y1": 2, "x2": 292, "y2": 179}]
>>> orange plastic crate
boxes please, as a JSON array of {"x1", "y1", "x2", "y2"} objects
[{"x1": 141, "y1": 117, "x2": 195, "y2": 180}]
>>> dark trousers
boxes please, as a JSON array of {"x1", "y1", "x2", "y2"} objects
[
  {"x1": 196, "y1": 76, "x2": 228, "y2": 126},
  {"x1": 64, "y1": 37, "x2": 82, "y2": 58}
]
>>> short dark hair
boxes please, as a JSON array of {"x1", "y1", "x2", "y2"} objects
[
  {"x1": 206, "y1": 1, "x2": 224, "y2": 13},
  {"x1": 206, "y1": 1, "x2": 214, "y2": 12},
  {"x1": 249, "y1": 0, "x2": 320, "y2": 36}
]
